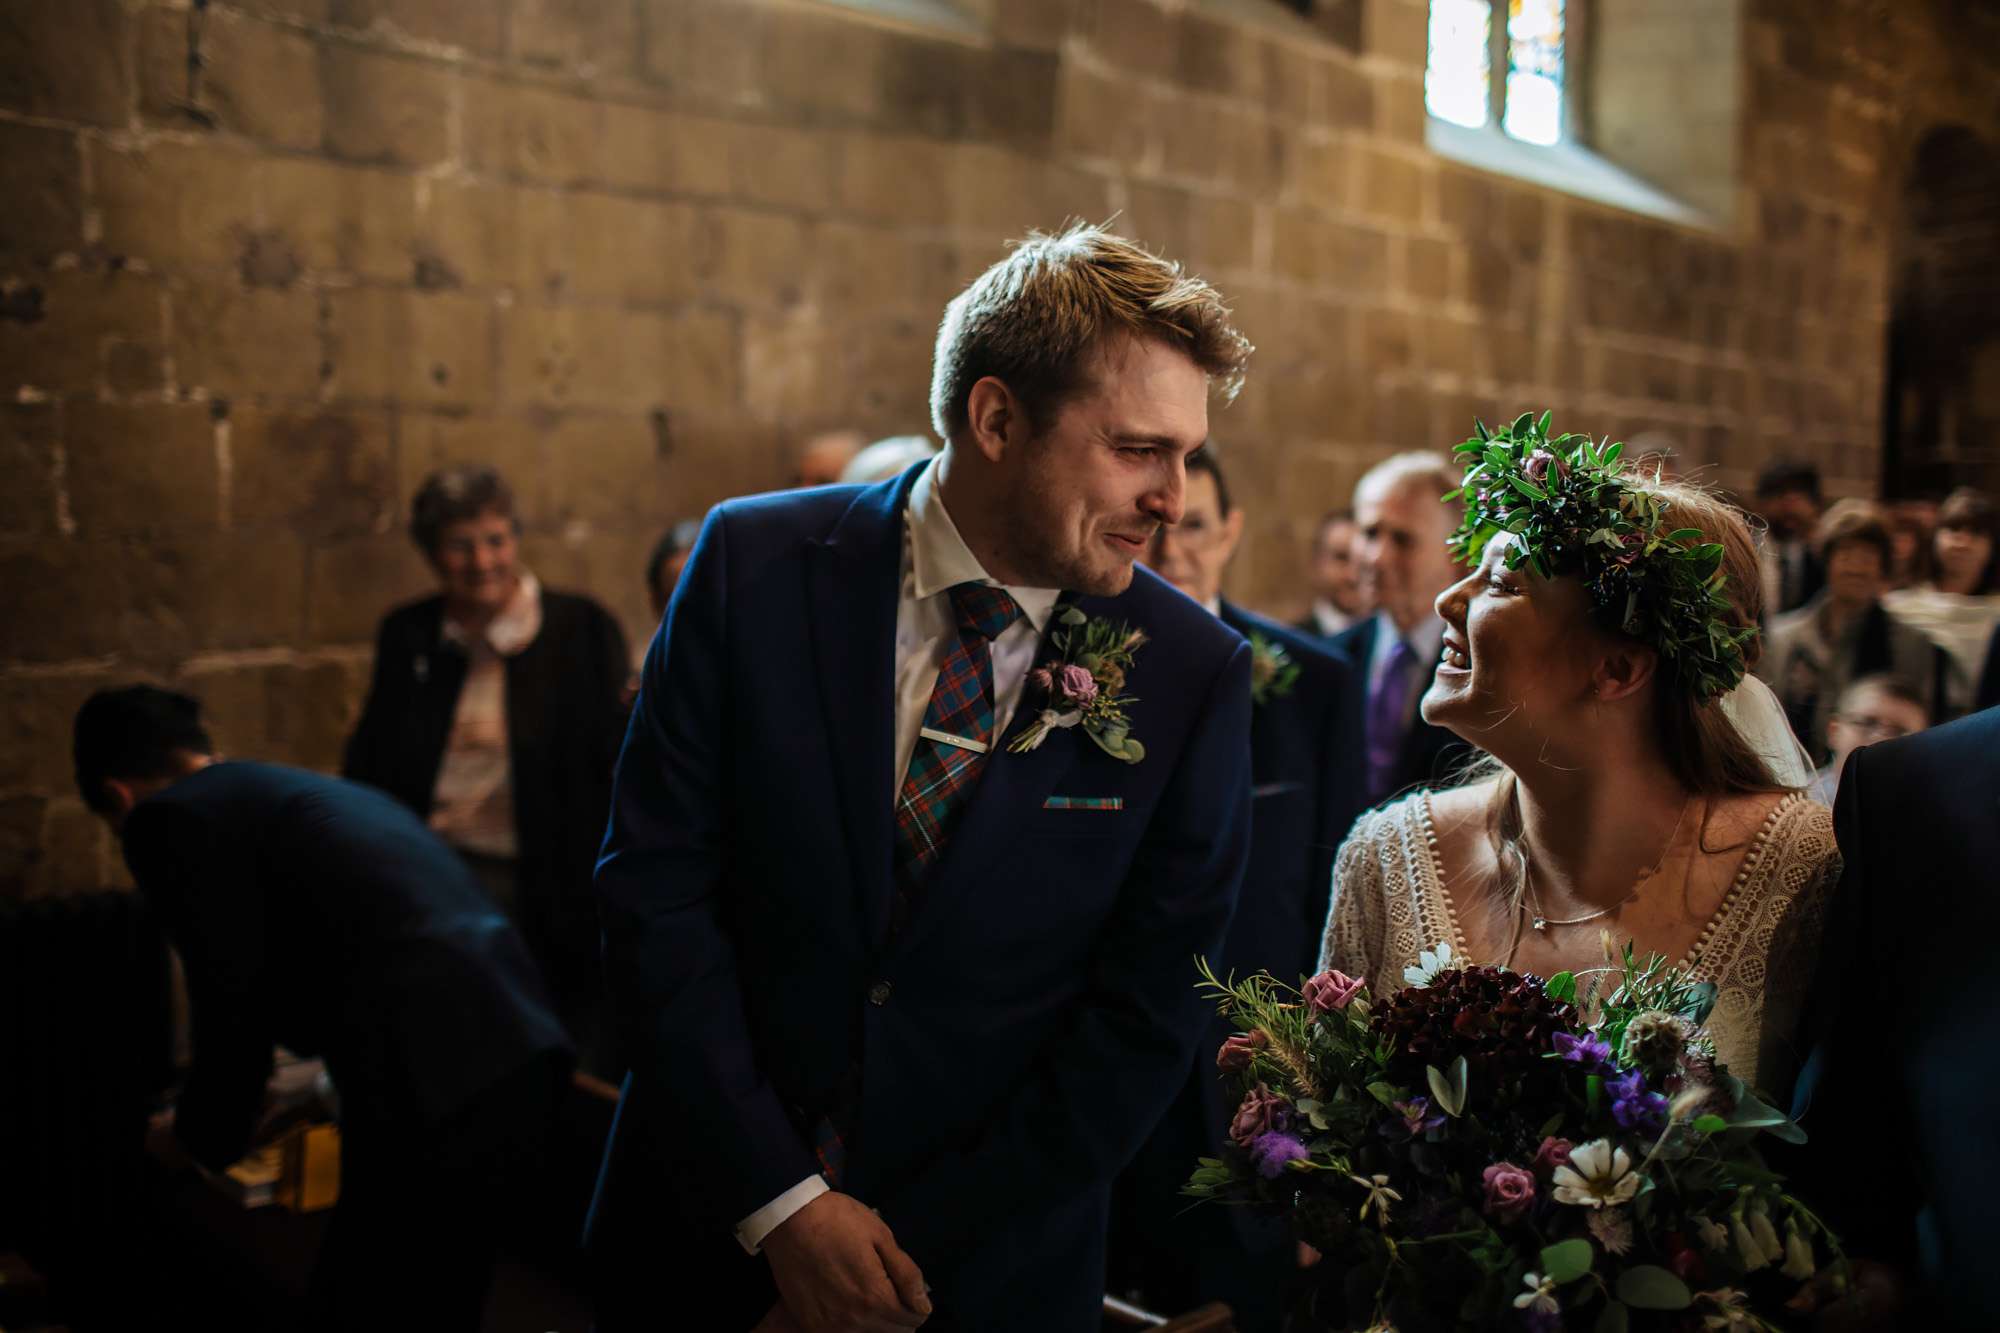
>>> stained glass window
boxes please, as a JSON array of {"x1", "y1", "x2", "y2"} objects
[
  {"x1": 1426, "y1": 1, "x2": 1572, "y2": 146},
  {"x1": 1425, "y1": 0, "x2": 1492, "y2": 130},
  {"x1": 1503, "y1": 0, "x2": 1566, "y2": 145}
]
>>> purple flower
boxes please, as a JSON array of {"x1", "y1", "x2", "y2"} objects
[
  {"x1": 1382, "y1": 1096, "x2": 1446, "y2": 1141},
  {"x1": 1481, "y1": 1162, "x2": 1537, "y2": 1223},
  {"x1": 1246, "y1": 1131, "x2": 1310, "y2": 1179},
  {"x1": 1301, "y1": 969, "x2": 1366, "y2": 1014},
  {"x1": 1057, "y1": 663, "x2": 1098, "y2": 706},
  {"x1": 1553, "y1": 1031, "x2": 1613, "y2": 1071},
  {"x1": 1609, "y1": 1068, "x2": 1668, "y2": 1134},
  {"x1": 1229, "y1": 1083, "x2": 1292, "y2": 1147},
  {"x1": 1215, "y1": 1029, "x2": 1267, "y2": 1073}
]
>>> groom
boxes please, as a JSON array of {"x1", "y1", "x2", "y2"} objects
[{"x1": 587, "y1": 225, "x2": 1256, "y2": 1332}]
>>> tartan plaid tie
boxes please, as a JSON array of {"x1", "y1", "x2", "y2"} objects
[
  {"x1": 814, "y1": 583, "x2": 1020, "y2": 1189},
  {"x1": 893, "y1": 582, "x2": 1021, "y2": 886}
]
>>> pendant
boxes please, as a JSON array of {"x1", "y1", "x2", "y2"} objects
[{"x1": 1531, "y1": 916, "x2": 1548, "y2": 931}]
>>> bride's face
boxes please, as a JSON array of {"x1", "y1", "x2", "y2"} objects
[{"x1": 1422, "y1": 535, "x2": 1604, "y2": 751}]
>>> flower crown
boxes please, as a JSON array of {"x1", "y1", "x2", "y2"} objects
[{"x1": 1444, "y1": 412, "x2": 1755, "y2": 702}]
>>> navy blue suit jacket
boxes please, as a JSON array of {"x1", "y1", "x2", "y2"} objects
[
  {"x1": 1791, "y1": 707, "x2": 2000, "y2": 1329},
  {"x1": 120, "y1": 762, "x2": 572, "y2": 1171},
  {"x1": 590, "y1": 469, "x2": 1252, "y2": 1327},
  {"x1": 1122, "y1": 605, "x2": 1353, "y2": 1253},
  {"x1": 1324, "y1": 615, "x2": 1472, "y2": 843}
]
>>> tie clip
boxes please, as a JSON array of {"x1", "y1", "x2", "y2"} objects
[{"x1": 921, "y1": 727, "x2": 989, "y2": 754}]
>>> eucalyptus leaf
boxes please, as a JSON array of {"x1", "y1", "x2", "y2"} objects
[
  {"x1": 1366, "y1": 1081, "x2": 1400, "y2": 1108},
  {"x1": 1539, "y1": 1238, "x2": 1594, "y2": 1285},
  {"x1": 1614, "y1": 1265, "x2": 1691, "y2": 1310},
  {"x1": 1593, "y1": 1300, "x2": 1630, "y2": 1333},
  {"x1": 1545, "y1": 970, "x2": 1577, "y2": 1004},
  {"x1": 1059, "y1": 606, "x2": 1088, "y2": 626},
  {"x1": 1678, "y1": 981, "x2": 1718, "y2": 1026}
]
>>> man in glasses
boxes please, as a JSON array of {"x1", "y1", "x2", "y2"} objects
[
  {"x1": 1115, "y1": 445, "x2": 1352, "y2": 1330},
  {"x1": 1808, "y1": 673, "x2": 1929, "y2": 805}
]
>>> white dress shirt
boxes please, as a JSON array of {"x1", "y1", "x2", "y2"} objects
[
  {"x1": 1309, "y1": 599, "x2": 1356, "y2": 638},
  {"x1": 734, "y1": 459, "x2": 1061, "y2": 1255}
]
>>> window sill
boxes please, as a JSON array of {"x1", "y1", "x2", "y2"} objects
[{"x1": 1425, "y1": 117, "x2": 1721, "y2": 231}]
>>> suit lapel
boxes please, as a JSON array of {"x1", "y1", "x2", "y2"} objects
[{"x1": 808, "y1": 471, "x2": 918, "y2": 947}]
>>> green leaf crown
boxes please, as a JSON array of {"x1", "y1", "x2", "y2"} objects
[{"x1": 1445, "y1": 411, "x2": 1755, "y2": 702}]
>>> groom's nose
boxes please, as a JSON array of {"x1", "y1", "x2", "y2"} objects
[{"x1": 1139, "y1": 463, "x2": 1186, "y2": 528}]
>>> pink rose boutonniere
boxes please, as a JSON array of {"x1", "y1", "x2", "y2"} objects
[{"x1": 1009, "y1": 607, "x2": 1148, "y2": 764}]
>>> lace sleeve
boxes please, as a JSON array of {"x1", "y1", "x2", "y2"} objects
[
  {"x1": 1754, "y1": 810, "x2": 1841, "y2": 1102},
  {"x1": 1321, "y1": 813, "x2": 1387, "y2": 985}
]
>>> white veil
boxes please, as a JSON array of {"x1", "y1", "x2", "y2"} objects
[{"x1": 1718, "y1": 674, "x2": 1817, "y2": 789}]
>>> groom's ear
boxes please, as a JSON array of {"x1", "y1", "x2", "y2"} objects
[
  {"x1": 965, "y1": 376, "x2": 1024, "y2": 463},
  {"x1": 1590, "y1": 641, "x2": 1658, "y2": 704}
]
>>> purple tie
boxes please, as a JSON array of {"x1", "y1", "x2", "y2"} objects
[{"x1": 1365, "y1": 635, "x2": 1417, "y2": 802}]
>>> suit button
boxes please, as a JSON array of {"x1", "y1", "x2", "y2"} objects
[{"x1": 867, "y1": 980, "x2": 892, "y2": 1006}]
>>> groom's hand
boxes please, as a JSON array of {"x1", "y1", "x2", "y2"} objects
[{"x1": 762, "y1": 1191, "x2": 931, "y2": 1333}]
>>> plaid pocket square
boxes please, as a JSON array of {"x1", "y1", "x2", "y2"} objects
[{"x1": 1043, "y1": 795, "x2": 1123, "y2": 811}]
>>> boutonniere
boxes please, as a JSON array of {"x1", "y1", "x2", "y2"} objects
[
  {"x1": 1009, "y1": 606, "x2": 1148, "y2": 764},
  {"x1": 1248, "y1": 631, "x2": 1299, "y2": 706}
]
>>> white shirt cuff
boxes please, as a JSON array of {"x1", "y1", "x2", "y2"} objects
[{"x1": 735, "y1": 1174, "x2": 829, "y2": 1255}]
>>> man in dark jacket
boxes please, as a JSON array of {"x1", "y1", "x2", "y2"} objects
[
  {"x1": 1114, "y1": 446, "x2": 1354, "y2": 1329},
  {"x1": 76, "y1": 686, "x2": 573, "y2": 1333},
  {"x1": 1791, "y1": 705, "x2": 2000, "y2": 1331}
]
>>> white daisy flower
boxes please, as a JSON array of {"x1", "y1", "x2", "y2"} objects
[
  {"x1": 1550, "y1": 1139, "x2": 1640, "y2": 1209},
  {"x1": 1402, "y1": 941, "x2": 1456, "y2": 986}
]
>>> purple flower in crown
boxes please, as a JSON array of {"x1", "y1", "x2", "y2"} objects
[
  {"x1": 1057, "y1": 663, "x2": 1099, "y2": 707},
  {"x1": 1246, "y1": 1131, "x2": 1310, "y2": 1179},
  {"x1": 1609, "y1": 1068, "x2": 1668, "y2": 1135},
  {"x1": 1553, "y1": 1030, "x2": 1614, "y2": 1072},
  {"x1": 1381, "y1": 1096, "x2": 1446, "y2": 1142}
]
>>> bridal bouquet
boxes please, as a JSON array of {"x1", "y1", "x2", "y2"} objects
[{"x1": 1186, "y1": 945, "x2": 1841, "y2": 1332}]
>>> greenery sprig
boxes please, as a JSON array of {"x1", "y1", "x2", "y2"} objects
[{"x1": 1445, "y1": 411, "x2": 1756, "y2": 702}]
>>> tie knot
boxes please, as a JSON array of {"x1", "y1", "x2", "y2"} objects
[{"x1": 948, "y1": 582, "x2": 1020, "y2": 642}]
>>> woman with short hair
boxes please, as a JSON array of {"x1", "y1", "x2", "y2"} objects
[{"x1": 344, "y1": 464, "x2": 629, "y2": 1073}]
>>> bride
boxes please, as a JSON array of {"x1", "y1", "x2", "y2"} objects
[{"x1": 1321, "y1": 420, "x2": 1838, "y2": 1103}]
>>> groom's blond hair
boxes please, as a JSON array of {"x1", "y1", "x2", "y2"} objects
[{"x1": 929, "y1": 222, "x2": 1252, "y2": 445}]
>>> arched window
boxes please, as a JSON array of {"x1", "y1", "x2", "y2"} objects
[{"x1": 1426, "y1": 0, "x2": 1571, "y2": 146}]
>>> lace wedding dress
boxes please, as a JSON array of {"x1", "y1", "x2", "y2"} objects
[{"x1": 1320, "y1": 791, "x2": 1840, "y2": 1099}]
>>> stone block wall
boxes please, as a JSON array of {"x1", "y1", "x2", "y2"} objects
[{"x1": 3, "y1": 0, "x2": 1997, "y2": 896}]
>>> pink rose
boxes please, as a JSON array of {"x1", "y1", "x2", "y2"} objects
[
  {"x1": 1301, "y1": 969, "x2": 1366, "y2": 1014},
  {"x1": 1058, "y1": 664, "x2": 1098, "y2": 706},
  {"x1": 1228, "y1": 1082, "x2": 1291, "y2": 1147},
  {"x1": 1481, "y1": 1162, "x2": 1536, "y2": 1223},
  {"x1": 1530, "y1": 1136, "x2": 1573, "y2": 1179},
  {"x1": 1216, "y1": 1029, "x2": 1268, "y2": 1072}
]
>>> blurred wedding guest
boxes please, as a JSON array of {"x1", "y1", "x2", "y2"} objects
[
  {"x1": 1756, "y1": 503, "x2": 1936, "y2": 761},
  {"x1": 794, "y1": 427, "x2": 865, "y2": 487},
  {"x1": 1805, "y1": 674, "x2": 1929, "y2": 806},
  {"x1": 839, "y1": 433, "x2": 938, "y2": 485},
  {"x1": 1883, "y1": 486, "x2": 2000, "y2": 717},
  {"x1": 75, "y1": 687, "x2": 572, "y2": 1333},
  {"x1": 647, "y1": 519, "x2": 703, "y2": 622},
  {"x1": 1885, "y1": 500, "x2": 1934, "y2": 590},
  {"x1": 1793, "y1": 703, "x2": 2000, "y2": 1330},
  {"x1": 1753, "y1": 460, "x2": 1825, "y2": 616},
  {"x1": 1296, "y1": 508, "x2": 1368, "y2": 639},
  {"x1": 1325, "y1": 452, "x2": 1471, "y2": 840},
  {"x1": 344, "y1": 465, "x2": 629, "y2": 1073},
  {"x1": 1116, "y1": 448, "x2": 1351, "y2": 1331}
]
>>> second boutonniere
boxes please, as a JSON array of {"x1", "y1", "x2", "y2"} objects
[
  {"x1": 1009, "y1": 606, "x2": 1148, "y2": 763},
  {"x1": 1247, "y1": 631, "x2": 1298, "y2": 706}
]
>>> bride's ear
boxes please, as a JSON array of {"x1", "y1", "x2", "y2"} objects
[{"x1": 1590, "y1": 640, "x2": 1658, "y2": 703}]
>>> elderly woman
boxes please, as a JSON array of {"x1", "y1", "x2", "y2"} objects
[{"x1": 344, "y1": 465, "x2": 629, "y2": 1072}]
